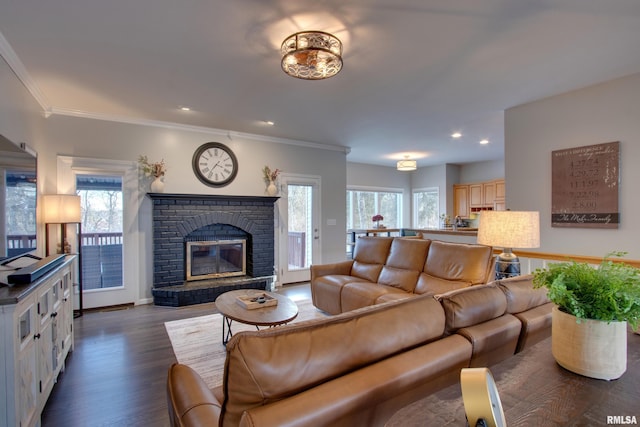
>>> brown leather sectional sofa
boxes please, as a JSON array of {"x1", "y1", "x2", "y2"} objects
[
  {"x1": 311, "y1": 236, "x2": 496, "y2": 314},
  {"x1": 167, "y1": 272, "x2": 552, "y2": 427}
]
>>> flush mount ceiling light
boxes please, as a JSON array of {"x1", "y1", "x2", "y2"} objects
[
  {"x1": 397, "y1": 156, "x2": 417, "y2": 171},
  {"x1": 281, "y1": 31, "x2": 343, "y2": 80}
]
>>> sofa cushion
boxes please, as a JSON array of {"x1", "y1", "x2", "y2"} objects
[
  {"x1": 341, "y1": 281, "x2": 409, "y2": 312},
  {"x1": 167, "y1": 363, "x2": 222, "y2": 427},
  {"x1": 351, "y1": 261, "x2": 385, "y2": 283},
  {"x1": 352, "y1": 236, "x2": 394, "y2": 264},
  {"x1": 513, "y1": 302, "x2": 553, "y2": 353},
  {"x1": 350, "y1": 237, "x2": 394, "y2": 282},
  {"x1": 496, "y1": 274, "x2": 550, "y2": 314},
  {"x1": 221, "y1": 295, "x2": 446, "y2": 427},
  {"x1": 375, "y1": 292, "x2": 415, "y2": 304},
  {"x1": 414, "y1": 272, "x2": 472, "y2": 296},
  {"x1": 437, "y1": 284, "x2": 508, "y2": 335},
  {"x1": 456, "y1": 314, "x2": 522, "y2": 367},
  {"x1": 377, "y1": 266, "x2": 421, "y2": 292},
  {"x1": 424, "y1": 240, "x2": 494, "y2": 285},
  {"x1": 312, "y1": 275, "x2": 373, "y2": 315},
  {"x1": 238, "y1": 334, "x2": 471, "y2": 427}
]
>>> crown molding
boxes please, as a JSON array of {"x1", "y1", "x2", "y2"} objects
[
  {"x1": 0, "y1": 31, "x2": 52, "y2": 116},
  {"x1": 1, "y1": 31, "x2": 349, "y2": 155},
  {"x1": 49, "y1": 107, "x2": 351, "y2": 154}
]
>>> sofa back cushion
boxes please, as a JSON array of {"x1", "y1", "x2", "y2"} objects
[
  {"x1": 423, "y1": 240, "x2": 494, "y2": 284},
  {"x1": 386, "y1": 238, "x2": 431, "y2": 269},
  {"x1": 221, "y1": 295, "x2": 445, "y2": 427},
  {"x1": 378, "y1": 238, "x2": 431, "y2": 291},
  {"x1": 496, "y1": 274, "x2": 550, "y2": 314},
  {"x1": 350, "y1": 237, "x2": 394, "y2": 282},
  {"x1": 437, "y1": 284, "x2": 507, "y2": 335}
]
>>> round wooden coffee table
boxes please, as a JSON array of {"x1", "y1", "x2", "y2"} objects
[{"x1": 215, "y1": 289, "x2": 299, "y2": 344}]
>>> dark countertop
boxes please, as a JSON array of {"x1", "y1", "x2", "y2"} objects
[{"x1": 0, "y1": 255, "x2": 75, "y2": 305}]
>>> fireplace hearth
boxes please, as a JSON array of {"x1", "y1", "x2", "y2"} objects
[{"x1": 148, "y1": 194, "x2": 278, "y2": 306}]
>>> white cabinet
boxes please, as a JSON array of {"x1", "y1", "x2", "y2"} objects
[{"x1": 1, "y1": 256, "x2": 76, "y2": 427}]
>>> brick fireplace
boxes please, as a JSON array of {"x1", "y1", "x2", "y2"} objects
[{"x1": 148, "y1": 193, "x2": 278, "y2": 306}]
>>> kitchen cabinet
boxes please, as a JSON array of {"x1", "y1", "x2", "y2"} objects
[
  {"x1": 483, "y1": 182, "x2": 496, "y2": 207},
  {"x1": 469, "y1": 184, "x2": 483, "y2": 208},
  {"x1": 1, "y1": 256, "x2": 75, "y2": 427},
  {"x1": 454, "y1": 184, "x2": 470, "y2": 218},
  {"x1": 454, "y1": 179, "x2": 505, "y2": 217},
  {"x1": 494, "y1": 179, "x2": 505, "y2": 210}
]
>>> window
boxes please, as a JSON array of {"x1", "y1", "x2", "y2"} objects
[
  {"x1": 413, "y1": 188, "x2": 439, "y2": 229},
  {"x1": 76, "y1": 174, "x2": 123, "y2": 289},
  {"x1": 346, "y1": 189, "x2": 402, "y2": 229},
  {"x1": 3, "y1": 170, "x2": 36, "y2": 256}
]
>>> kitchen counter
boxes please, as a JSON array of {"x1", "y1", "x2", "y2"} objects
[
  {"x1": 403, "y1": 228, "x2": 479, "y2": 244},
  {"x1": 405, "y1": 228, "x2": 478, "y2": 235}
]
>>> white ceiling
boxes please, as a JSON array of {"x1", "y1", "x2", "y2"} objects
[{"x1": 2, "y1": 0, "x2": 640, "y2": 167}]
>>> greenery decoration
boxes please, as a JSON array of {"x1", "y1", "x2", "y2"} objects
[{"x1": 533, "y1": 251, "x2": 640, "y2": 329}]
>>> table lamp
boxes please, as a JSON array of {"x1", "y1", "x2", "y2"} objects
[
  {"x1": 43, "y1": 194, "x2": 84, "y2": 316},
  {"x1": 477, "y1": 210, "x2": 540, "y2": 279}
]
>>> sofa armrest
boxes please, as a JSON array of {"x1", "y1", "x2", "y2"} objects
[
  {"x1": 167, "y1": 363, "x2": 221, "y2": 427},
  {"x1": 310, "y1": 260, "x2": 354, "y2": 282}
]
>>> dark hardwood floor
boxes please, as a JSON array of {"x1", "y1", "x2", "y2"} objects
[{"x1": 41, "y1": 283, "x2": 311, "y2": 427}]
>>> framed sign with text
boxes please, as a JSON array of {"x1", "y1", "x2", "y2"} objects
[{"x1": 551, "y1": 141, "x2": 619, "y2": 228}]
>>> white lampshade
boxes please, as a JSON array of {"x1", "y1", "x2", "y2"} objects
[
  {"x1": 477, "y1": 211, "x2": 540, "y2": 249},
  {"x1": 397, "y1": 159, "x2": 417, "y2": 171},
  {"x1": 43, "y1": 194, "x2": 81, "y2": 224}
]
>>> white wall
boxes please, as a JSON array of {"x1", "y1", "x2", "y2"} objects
[
  {"x1": 458, "y1": 159, "x2": 504, "y2": 183},
  {"x1": 505, "y1": 72, "x2": 640, "y2": 259}
]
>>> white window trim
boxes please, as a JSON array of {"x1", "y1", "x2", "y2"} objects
[{"x1": 56, "y1": 156, "x2": 142, "y2": 307}]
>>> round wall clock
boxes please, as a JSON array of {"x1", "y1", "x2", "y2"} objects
[{"x1": 192, "y1": 142, "x2": 238, "y2": 187}]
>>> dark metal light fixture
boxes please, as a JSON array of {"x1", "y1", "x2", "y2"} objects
[{"x1": 281, "y1": 31, "x2": 343, "y2": 80}]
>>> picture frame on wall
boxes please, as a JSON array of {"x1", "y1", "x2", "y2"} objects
[{"x1": 551, "y1": 141, "x2": 620, "y2": 229}]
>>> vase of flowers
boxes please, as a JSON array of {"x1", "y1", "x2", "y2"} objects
[
  {"x1": 138, "y1": 155, "x2": 167, "y2": 193},
  {"x1": 372, "y1": 214, "x2": 384, "y2": 228},
  {"x1": 263, "y1": 166, "x2": 280, "y2": 196}
]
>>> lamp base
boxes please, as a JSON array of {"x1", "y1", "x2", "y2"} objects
[{"x1": 495, "y1": 249, "x2": 520, "y2": 280}]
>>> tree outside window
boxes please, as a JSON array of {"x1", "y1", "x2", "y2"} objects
[
  {"x1": 346, "y1": 189, "x2": 402, "y2": 229},
  {"x1": 413, "y1": 188, "x2": 439, "y2": 229}
]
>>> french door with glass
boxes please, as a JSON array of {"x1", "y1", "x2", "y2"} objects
[{"x1": 277, "y1": 175, "x2": 321, "y2": 284}]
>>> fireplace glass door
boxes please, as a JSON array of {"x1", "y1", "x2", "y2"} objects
[{"x1": 186, "y1": 239, "x2": 246, "y2": 281}]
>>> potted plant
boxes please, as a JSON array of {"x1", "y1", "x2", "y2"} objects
[{"x1": 533, "y1": 251, "x2": 640, "y2": 380}]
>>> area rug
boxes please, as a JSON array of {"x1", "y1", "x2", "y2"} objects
[{"x1": 165, "y1": 298, "x2": 326, "y2": 389}]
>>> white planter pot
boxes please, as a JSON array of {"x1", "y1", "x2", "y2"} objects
[{"x1": 552, "y1": 306, "x2": 627, "y2": 380}]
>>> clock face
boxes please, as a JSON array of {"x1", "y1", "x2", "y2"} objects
[{"x1": 192, "y1": 142, "x2": 238, "y2": 187}]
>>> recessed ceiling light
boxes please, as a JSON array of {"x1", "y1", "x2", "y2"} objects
[
  {"x1": 264, "y1": 120, "x2": 275, "y2": 126},
  {"x1": 451, "y1": 132, "x2": 462, "y2": 138},
  {"x1": 479, "y1": 139, "x2": 489, "y2": 145},
  {"x1": 179, "y1": 106, "x2": 191, "y2": 111}
]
